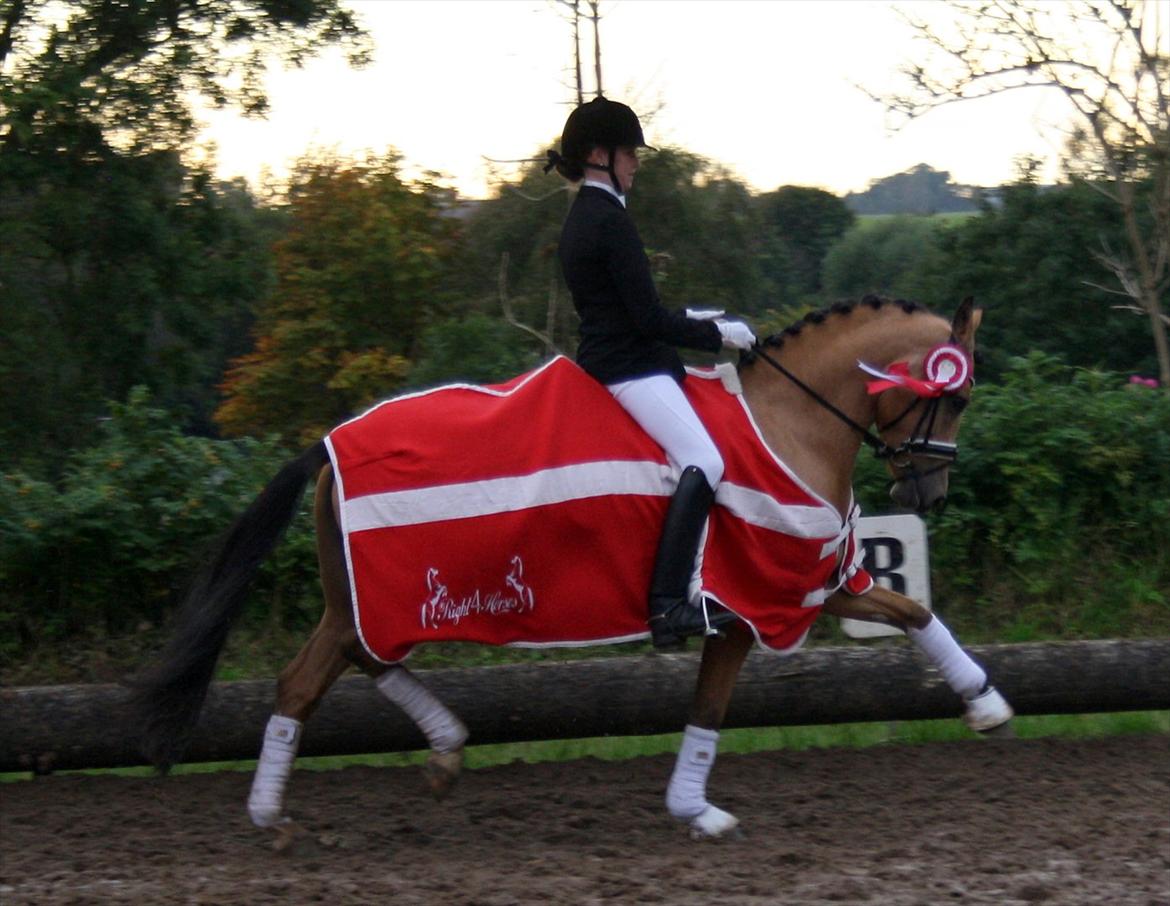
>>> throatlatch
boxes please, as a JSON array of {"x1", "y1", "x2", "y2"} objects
[{"x1": 648, "y1": 466, "x2": 736, "y2": 648}]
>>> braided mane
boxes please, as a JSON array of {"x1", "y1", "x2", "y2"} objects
[{"x1": 756, "y1": 294, "x2": 926, "y2": 354}]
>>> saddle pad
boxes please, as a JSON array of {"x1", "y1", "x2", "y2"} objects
[{"x1": 326, "y1": 356, "x2": 871, "y2": 664}]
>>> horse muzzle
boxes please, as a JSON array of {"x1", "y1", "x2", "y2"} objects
[{"x1": 888, "y1": 469, "x2": 949, "y2": 514}]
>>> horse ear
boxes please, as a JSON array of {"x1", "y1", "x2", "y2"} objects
[{"x1": 952, "y1": 296, "x2": 982, "y2": 347}]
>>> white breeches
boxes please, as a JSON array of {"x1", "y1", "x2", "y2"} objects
[{"x1": 607, "y1": 374, "x2": 724, "y2": 489}]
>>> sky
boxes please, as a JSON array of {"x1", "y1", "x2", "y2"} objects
[{"x1": 198, "y1": 0, "x2": 1075, "y2": 199}]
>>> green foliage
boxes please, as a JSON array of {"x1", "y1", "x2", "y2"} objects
[
  {"x1": 632, "y1": 148, "x2": 769, "y2": 313},
  {"x1": 407, "y1": 313, "x2": 543, "y2": 390},
  {"x1": 0, "y1": 0, "x2": 356, "y2": 471},
  {"x1": 928, "y1": 180, "x2": 1158, "y2": 381},
  {"x1": 0, "y1": 387, "x2": 318, "y2": 667},
  {"x1": 821, "y1": 215, "x2": 949, "y2": 302},
  {"x1": 853, "y1": 355, "x2": 1170, "y2": 641},
  {"x1": 214, "y1": 152, "x2": 461, "y2": 444},
  {"x1": 453, "y1": 155, "x2": 576, "y2": 348},
  {"x1": 0, "y1": 153, "x2": 280, "y2": 470},
  {"x1": 1, "y1": 0, "x2": 369, "y2": 157},
  {"x1": 756, "y1": 185, "x2": 856, "y2": 297}
]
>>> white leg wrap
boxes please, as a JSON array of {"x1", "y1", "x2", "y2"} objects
[
  {"x1": 376, "y1": 667, "x2": 468, "y2": 753},
  {"x1": 908, "y1": 615, "x2": 987, "y2": 700},
  {"x1": 666, "y1": 725, "x2": 720, "y2": 820},
  {"x1": 248, "y1": 714, "x2": 302, "y2": 829}
]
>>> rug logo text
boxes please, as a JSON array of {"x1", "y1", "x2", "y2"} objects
[{"x1": 421, "y1": 555, "x2": 536, "y2": 630}]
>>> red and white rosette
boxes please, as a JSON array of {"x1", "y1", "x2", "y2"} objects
[
  {"x1": 923, "y1": 344, "x2": 971, "y2": 392},
  {"x1": 860, "y1": 343, "x2": 972, "y2": 397}
]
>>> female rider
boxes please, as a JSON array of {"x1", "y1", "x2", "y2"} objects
[{"x1": 546, "y1": 97, "x2": 756, "y2": 648}]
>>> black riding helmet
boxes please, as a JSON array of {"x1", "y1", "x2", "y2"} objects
[{"x1": 546, "y1": 96, "x2": 654, "y2": 193}]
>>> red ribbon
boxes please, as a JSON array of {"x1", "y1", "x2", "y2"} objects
[{"x1": 863, "y1": 362, "x2": 952, "y2": 397}]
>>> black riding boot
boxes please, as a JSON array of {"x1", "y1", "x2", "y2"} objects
[{"x1": 648, "y1": 466, "x2": 736, "y2": 648}]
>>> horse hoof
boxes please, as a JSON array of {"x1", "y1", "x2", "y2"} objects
[
  {"x1": 687, "y1": 805, "x2": 740, "y2": 841},
  {"x1": 423, "y1": 748, "x2": 464, "y2": 800},
  {"x1": 271, "y1": 818, "x2": 307, "y2": 854},
  {"x1": 963, "y1": 685, "x2": 1014, "y2": 733}
]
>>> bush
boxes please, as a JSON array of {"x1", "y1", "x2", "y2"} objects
[{"x1": 0, "y1": 388, "x2": 320, "y2": 664}]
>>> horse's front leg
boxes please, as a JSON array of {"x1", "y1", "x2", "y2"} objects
[
  {"x1": 666, "y1": 619, "x2": 754, "y2": 839},
  {"x1": 823, "y1": 586, "x2": 1013, "y2": 733}
]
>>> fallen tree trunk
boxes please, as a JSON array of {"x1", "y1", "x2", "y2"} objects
[{"x1": 2, "y1": 640, "x2": 1167, "y2": 773}]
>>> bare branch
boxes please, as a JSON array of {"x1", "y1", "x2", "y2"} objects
[
  {"x1": 499, "y1": 252, "x2": 558, "y2": 351},
  {"x1": 588, "y1": 0, "x2": 602, "y2": 97},
  {"x1": 1110, "y1": 302, "x2": 1170, "y2": 325}
]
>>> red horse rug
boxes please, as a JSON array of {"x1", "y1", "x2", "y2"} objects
[{"x1": 325, "y1": 357, "x2": 873, "y2": 664}]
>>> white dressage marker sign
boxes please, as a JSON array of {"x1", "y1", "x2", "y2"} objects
[{"x1": 842, "y1": 514, "x2": 932, "y2": 639}]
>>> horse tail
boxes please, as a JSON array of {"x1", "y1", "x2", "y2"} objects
[{"x1": 126, "y1": 440, "x2": 331, "y2": 772}]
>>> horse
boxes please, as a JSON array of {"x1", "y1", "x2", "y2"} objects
[{"x1": 128, "y1": 294, "x2": 1013, "y2": 844}]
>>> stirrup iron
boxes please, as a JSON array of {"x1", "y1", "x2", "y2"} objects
[{"x1": 650, "y1": 596, "x2": 736, "y2": 648}]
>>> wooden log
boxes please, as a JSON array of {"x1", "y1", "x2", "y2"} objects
[{"x1": 1, "y1": 640, "x2": 1167, "y2": 773}]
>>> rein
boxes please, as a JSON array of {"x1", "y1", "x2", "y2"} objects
[{"x1": 748, "y1": 343, "x2": 958, "y2": 467}]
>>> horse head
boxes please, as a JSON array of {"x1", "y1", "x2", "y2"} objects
[
  {"x1": 743, "y1": 295, "x2": 982, "y2": 517},
  {"x1": 869, "y1": 297, "x2": 982, "y2": 513}
]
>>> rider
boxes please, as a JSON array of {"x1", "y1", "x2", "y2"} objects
[{"x1": 545, "y1": 96, "x2": 756, "y2": 647}]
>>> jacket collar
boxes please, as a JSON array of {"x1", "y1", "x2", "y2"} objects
[{"x1": 581, "y1": 179, "x2": 627, "y2": 208}]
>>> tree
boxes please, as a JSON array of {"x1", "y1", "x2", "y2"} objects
[
  {"x1": 821, "y1": 215, "x2": 948, "y2": 303},
  {"x1": 0, "y1": 0, "x2": 369, "y2": 470},
  {"x1": 406, "y1": 313, "x2": 542, "y2": 391},
  {"x1": 843, "y1": 164, "x2": 979, "y2": 215},
  {"x1": 214, "y1": 153, "x2": 461, "y2": 445},
  {"x1": 0, "y1": 0, "x2": 369, "y2": 159},
  {"x1": 929, "y1": 179, "x2": 1155, "y2": 382},
  {"x1": 876, "y1": 0, "x2": 1169, "y2": 390},
  {"x1": 0, "y1": 151, "x2": 280, "y2": 469},
  {"x1": 757, "y1": 186, "x2": 856, "y2": 297}
]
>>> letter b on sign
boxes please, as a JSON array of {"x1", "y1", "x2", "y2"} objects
[
  {"x1": 841, "y1": 514, "x2": 932, "y2": 639},
  {"x1": 863, "y1": 537, "x2": 906, "y2": 594}
]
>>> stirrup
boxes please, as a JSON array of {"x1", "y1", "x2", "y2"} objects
[{"x1": 650, "y1": 597, "x2": 735, "y2": 649}]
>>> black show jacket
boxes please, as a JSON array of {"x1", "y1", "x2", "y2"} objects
[{"x1": 558, "y1": 185, "x2": 721, "y2": 385}]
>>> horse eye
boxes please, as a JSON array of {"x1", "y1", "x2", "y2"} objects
[{"x1": 949, "y1": 396, "x2": 969, "y2": 415}]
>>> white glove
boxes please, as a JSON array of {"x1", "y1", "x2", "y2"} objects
[
  {"x1": 686, "y1": 308, "x2": 725, "y2": 321},
  {"x1": 716, "y1": 319, "x2": 756, "y2": 350}
]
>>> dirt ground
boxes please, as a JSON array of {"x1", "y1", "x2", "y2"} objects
[{"x1": 1, "y1": 734, "x2": 1167, "y2": 906}]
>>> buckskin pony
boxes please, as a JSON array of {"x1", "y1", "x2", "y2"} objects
[{"x1": 129, "y1": 295, "x2": 1013, "y2": 843}]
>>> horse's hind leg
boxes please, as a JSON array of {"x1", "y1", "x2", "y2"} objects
[
  {"x1": 823, "y1": 586, "x2": 1013, "y2": 733},
  {"x1": 247, "y1": 465, "x2": 358, "y2": 835},
  {"x1": 248, "y1": 608, "x2": 353, "y2": 834}
]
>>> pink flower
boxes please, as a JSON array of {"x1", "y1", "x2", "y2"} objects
[{"x1": 1128, "y1": 375, "x2": 1159, "y2": 388}]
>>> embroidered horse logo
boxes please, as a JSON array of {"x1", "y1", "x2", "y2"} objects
[
  {"x1": 421, "y1": 567, "x2": 449, "y2": 629},
  {"x1": 420, "y1": 557, "x2": 537, "y2": 630},
  {"x1": 504, "y1": 555, "x2": 536, "y2": 614}
]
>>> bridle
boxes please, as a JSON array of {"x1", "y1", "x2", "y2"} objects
[{"x1": 748, "y1": 343, "x2": 964, "y2": 474}]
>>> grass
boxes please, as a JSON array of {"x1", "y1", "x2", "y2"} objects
[{"x1": 4, "y1": 711, "x2": 1166, "y2": 783}]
